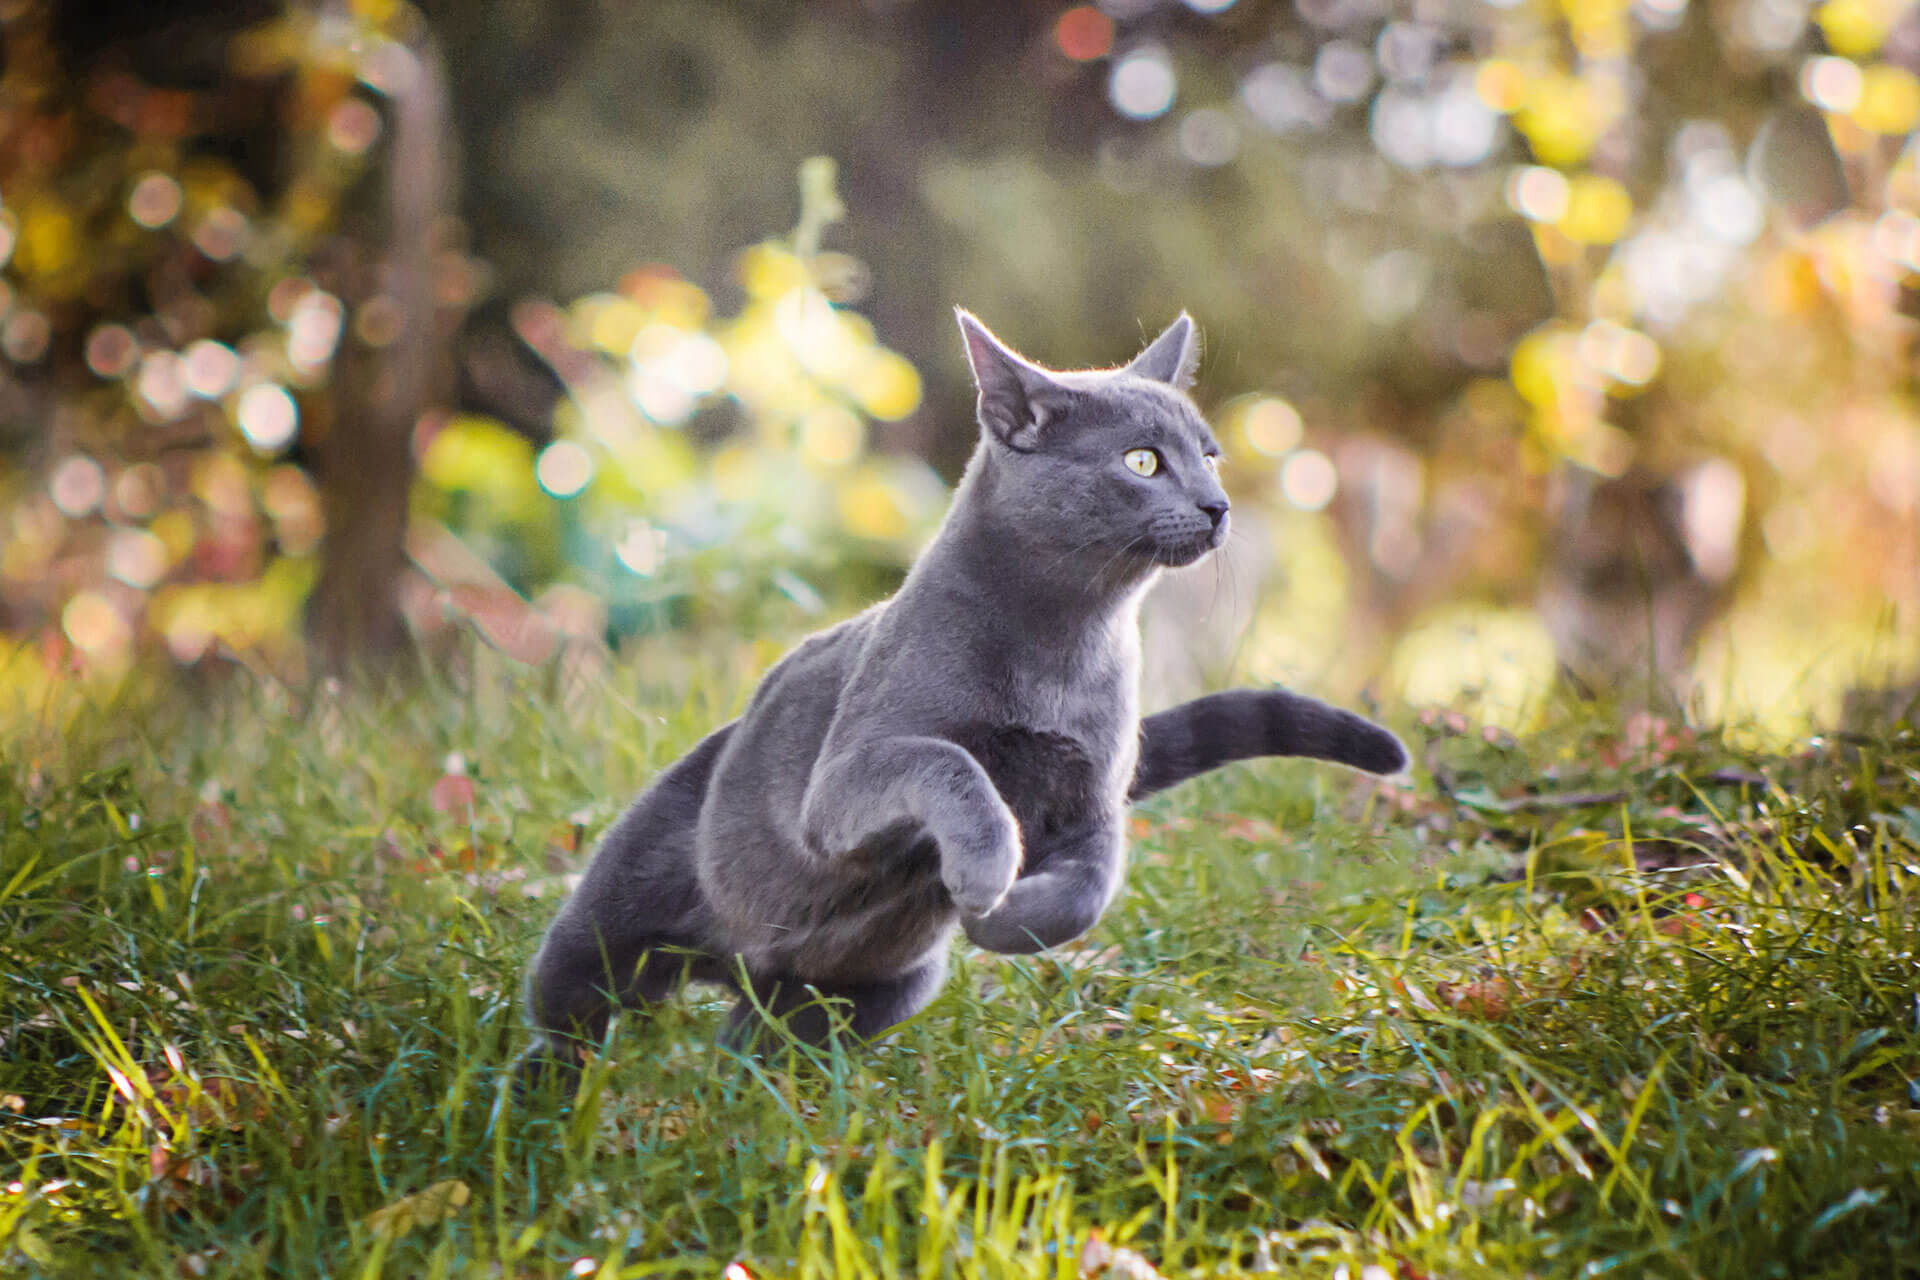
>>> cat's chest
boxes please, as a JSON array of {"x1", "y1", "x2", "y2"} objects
[{"x1": 949, "y1": 722, "x2": 1116, "y2": 838}]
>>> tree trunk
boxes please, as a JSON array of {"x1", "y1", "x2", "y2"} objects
[{"x1": 306, "y1": 24, "x2": 449, "y2": 673}]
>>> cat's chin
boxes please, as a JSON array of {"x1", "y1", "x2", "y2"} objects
[{"x1": 1150, "y1": 540, "x2": 1219, "y2": 569}]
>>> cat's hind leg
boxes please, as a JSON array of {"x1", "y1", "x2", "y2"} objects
[
  {"x1": 718, "y1": 952, "x2": 948, "y2": 1055},
  {"x1": 518, "y1": 723, "x2": 735, "y2": 1089},
  {"x1": 521, "y1": 910, "x2": 725, "y2": 1076}
]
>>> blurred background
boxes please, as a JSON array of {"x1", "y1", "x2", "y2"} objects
[{"x1": 4, "y1": 0, "x2": 1920, "y2": 735}]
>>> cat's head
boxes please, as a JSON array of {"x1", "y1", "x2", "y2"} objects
[{"x1": 956, "y1": 310, "x2": 1229, "y2": 572}]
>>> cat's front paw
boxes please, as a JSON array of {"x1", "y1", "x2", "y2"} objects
[{"x1": 944, "y1": 810, "x2": 1023, "y2": 917}]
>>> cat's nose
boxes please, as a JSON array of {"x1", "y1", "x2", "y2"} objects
[{"x1": 1199, "y1": 500, "x2": 1229, "y2": 531}]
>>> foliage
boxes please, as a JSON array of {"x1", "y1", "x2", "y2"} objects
[
  {"x1": 2, "y1": 641, "x2": 1917, "y2": 1277},
  {"x1": 0, "y1": 3, "x2": 941, "y2": 680},
  {"x1": 408, "y1": 156, "x2": 945, "y2": 651}
]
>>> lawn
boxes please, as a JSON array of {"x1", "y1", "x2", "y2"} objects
[{"x1": 2, "y1": 637, "x2": 1917, "y2": 1278}]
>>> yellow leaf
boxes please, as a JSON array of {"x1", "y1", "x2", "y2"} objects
[
  {"x1": 364, "y1": 1179, "x2": 471, "y2": 1238},
  {"x1": 851, "y1": 350, "x2": 923, "y2": 421},
  {"x1": 1475, "y1": 59, "x2": 1528, "y2": 114},
  {"x1": 738, "y1": 243, "x2": 811, "y2": 299},
  {"x1": 1516, "y1": 73, "x2": 1616, "y2": 168},
  {"x1": 17, "y1": 203, "x2": 79, "y2": 280},
  {"x1": 1559, "y1": 173, "x2": 1634, "y2": 245},
  {"x1": 1509, "y1": 326, "x2": 1573, "y2": 409},
  {"x1": 1818, "y1": 0, "x2": 1900, "y2": 58},
  {"x1": 1853, "y1": 64, "x2": 1920, "y2": 135},
  {"x1": 838, "y1": 473, "x2": 908, "y2": 541}
]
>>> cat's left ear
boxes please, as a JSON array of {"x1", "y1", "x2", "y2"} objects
[{"x1": 1125, "y1": 313, "x2": 1200, "y2": 390}]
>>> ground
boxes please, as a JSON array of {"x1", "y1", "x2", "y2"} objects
[{"x1": 2, "y1": 639, "x2": 1917, "y2": 1278}]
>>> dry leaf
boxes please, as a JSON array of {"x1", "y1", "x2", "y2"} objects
[
  {"x1": 1079, "y1": 1231, "x2": 1167, "y2": 1279},
  {"x1": 364, "y1": 1179, "x2": 471, "y2": 1238},
  {"x1": 1193, "y1": 1088, "x2": 1240, "y2": 1127},
  {"x1": 1435, "y1": 975, "x2": 1512, "y2": 1019}
]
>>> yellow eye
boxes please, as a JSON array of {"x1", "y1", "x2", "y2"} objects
[{"x1": 1124, "y1": 448, "x2": 1160, "y2": 477}]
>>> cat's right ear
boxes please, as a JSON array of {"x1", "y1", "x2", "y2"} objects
[{"x1": 956, "y1": 308, "x2": 1060, "y2": 450}]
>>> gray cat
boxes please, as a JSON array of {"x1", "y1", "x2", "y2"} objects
[{"x1": 520, "y1": 311, "x2": 1407, "y2": 1072}]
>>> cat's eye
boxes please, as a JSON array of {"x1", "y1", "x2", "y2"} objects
[
  {"x1": 1123, "y1": 448, "x2": 1161, "y2": 477},
  {"x1": 1202, "y1": 454, "x2": 1219, "y2": 472}
]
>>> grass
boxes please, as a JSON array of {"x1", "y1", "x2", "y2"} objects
[{"x1": 2, "y1": 635, "x2": 1918, "y2": 1278}]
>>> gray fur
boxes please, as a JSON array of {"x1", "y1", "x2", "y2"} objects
[{"x1": 521, "y1": 311, "x2": 1407, "y2": 1075}]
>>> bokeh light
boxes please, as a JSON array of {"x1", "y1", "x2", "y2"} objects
[
  {"x1": 288, "y1": 291, "x2": 345, "y2": 373},
  {"x1": 85, "y1": 325, "x2": 140, "y2": 378},
  {"x1": 49, "y1": 455, "x2": 106, "y2": 517},
  {"x1": 237, "y1": 384, "x2": 300, "y2": 454},
  {"x1": 1178, "y1": 109, "x2": 1240, "y2": 167},
  {"x1": 1242, "y1": 398, "x2": 1304, "y2": 457},
  {"x1": 113, "y1": 464, "x2": 165, "y2": 521},
  {"x1": 801, "y1": 405, "x2": 864, "y2": 466},
  {"x1": 127, "y1": 172, "x2": 183, "y2": 229},
  {"x1": 1109, "y1": 48, "x2": 1177, "y2": 120},
  {"x1": 1853, "y1": 63, "x2": 1920, "y2": 134},
  {"x1": 536, "y1": 441, "x2": 595, "y2": 498},
  {"x1": 2, "y1": 308, "x2": 50, "y2": 363},
  {"x1": 106, "y1": 528, "x2": 169, "y2": 590},
  {"x1": 1279, "y1": 448, "x2": 1338, "y2": 510},
  {"x1": 1241, "y1": 63, "x2": 1330, "y2": 134},
  {"x1": 614, "y1": 519, "x2": 667, "y2": 575},
  {"x1": 263, "y1": 465, "x2": 324, "y2": 557},
  {"x1": 136, "y1": 352, "x2": 190, "y2": 422},
  {"x1": 1313, "y1": 41, "x2": 1375, "y2": 104},
  {"x1": 1578, "y1": 320, "x2": 1661, "y2": 387},
  {"x1": 1430, "y1": 80, "x2": 1501, "y2": 166},
  {"x1": 1055, "y1": 6, "x2": 1113, "y2": 61},
  {"x1": 1803, "y1": 55, "x2": 1865, "y2": 112},
  {"x1": 1506, "y1": 166, "x2": 1568, "y2": 222},
  {"x1": 183, "y1": 340, "x2": 240, "y2": 399},
  {"x1": 62, "y1": 590, "x2": 132, "y2": 664},
  {"x1": 327, "y1": 98, "x2": 383, "y2": 155},
  {"x1": 192, "y1": 207, "x2": 249, "y2": 261}
]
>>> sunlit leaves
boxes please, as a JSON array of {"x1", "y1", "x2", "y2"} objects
[{"x1": 416, "y1": 162, "x2": 943, "y2": 640}]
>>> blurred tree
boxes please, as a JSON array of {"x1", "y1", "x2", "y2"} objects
[
  {"x1": 0, "y1": 0, "x2": 453, "y2": 673},
  {"x1": 7, "y1": 0, "x2": 1920, "y2": 725}
]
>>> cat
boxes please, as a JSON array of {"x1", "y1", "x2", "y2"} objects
[{"x1": 519, "y1": 311, "x2": 1407, "y2": 1075}]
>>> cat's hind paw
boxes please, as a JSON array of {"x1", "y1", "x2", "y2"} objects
[{"x1": 511, "y1": 1035, "x2": 585, "y2": 1102}]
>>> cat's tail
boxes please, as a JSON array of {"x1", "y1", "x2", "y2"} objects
[{"x1": 1129, "y1": 688, "x2": 1408, "y2": 802}]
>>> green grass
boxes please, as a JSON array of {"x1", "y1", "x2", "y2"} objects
[{"x1": 2, "y1": 638, "x2": 1918, "y2": 1278}]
